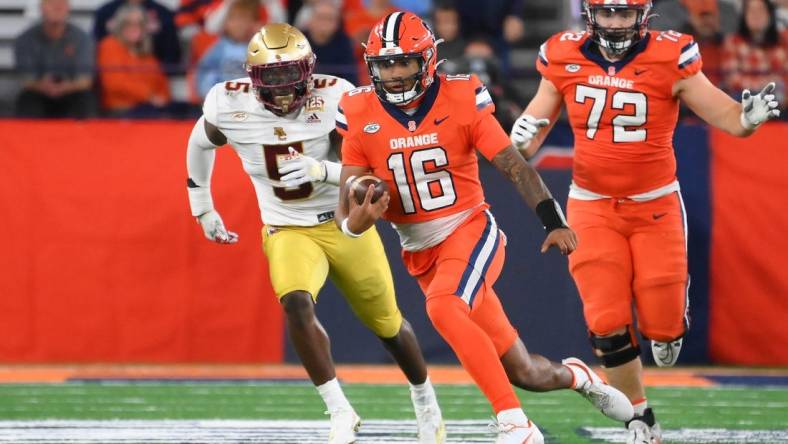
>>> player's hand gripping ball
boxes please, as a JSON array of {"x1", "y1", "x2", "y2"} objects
[{"x1": 349, "y1": 175, "x2": 388, "y2": 205}]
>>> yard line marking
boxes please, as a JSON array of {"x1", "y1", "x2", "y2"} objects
[
  {"x1": 0, "y1": 419, "x2": 493, "y2": 443},
  {"x1": 580, "y1": 427, "x2": 788, "y2": 443}
]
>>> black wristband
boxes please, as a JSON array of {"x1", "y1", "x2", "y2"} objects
[{"x1": 535, "y1": 199, "x2": 568, "y2": 233}]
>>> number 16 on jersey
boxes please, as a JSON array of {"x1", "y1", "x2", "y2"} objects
[{"x1": 387, "y1": 147, "x2": 457, "y2": 214}]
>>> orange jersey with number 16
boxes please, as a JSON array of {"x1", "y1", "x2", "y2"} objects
[
  {"x1": 537, "y1": 30, "x2": 703, "y2": 197},
  {"x1": 337, "y1": 74, "x2": 511, "y2": 225}
]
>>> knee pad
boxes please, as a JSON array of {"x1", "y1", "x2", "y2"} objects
[{"x1": 589, "y1": 326, "x2": 641, "y2": 368}]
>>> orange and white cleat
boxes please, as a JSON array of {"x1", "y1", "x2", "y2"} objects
[{"x1": 563, "y1": 357, "x2": 634, "y2": 422}]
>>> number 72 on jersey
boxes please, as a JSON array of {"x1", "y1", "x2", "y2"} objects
[{"x1": 575, "y1": 84, "x2": 648, "y2": 143}]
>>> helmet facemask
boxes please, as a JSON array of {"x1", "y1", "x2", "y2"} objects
[
  {"x1": 246, "y1": 55, "x2": 315, "y2": 116},
  {"x1": 585, "y1": 4, "x2": 650, "y2": 56},
  {"x1": 366, "y1": 51, "x2": 432, "y2": 106}
]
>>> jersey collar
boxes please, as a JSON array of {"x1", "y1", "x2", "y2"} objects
[
  {"x1": 378, "y1": 76, "x2": 441, "y2": 131},
  {"x1": 580, "y1": 33, "x2": 651, "y2": 75}
]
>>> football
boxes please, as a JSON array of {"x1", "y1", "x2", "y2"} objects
[{"x1": 349, "y1": 175, "x2": 388, "y2": 205}]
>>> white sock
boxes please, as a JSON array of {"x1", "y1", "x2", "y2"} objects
[
  {"x1": 316, "y1": 378, "x2": 352, "y2": 413},
  {"x1": 409, "y1": 376, "x2": 437, "y2": 408},
  {"x1": 564, "y1": 363, "x2": 591, "y2": 390},
  {"x1": 633, "y1": 398, "x2": 648, "y2": 417},
  {"x1": 497, "y1": 407, "x2": 528, "y2": 425}
]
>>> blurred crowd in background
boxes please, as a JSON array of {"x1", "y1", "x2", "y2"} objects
[{"x1": 8, "y1": 0, "x2": 788, "y2": 125}]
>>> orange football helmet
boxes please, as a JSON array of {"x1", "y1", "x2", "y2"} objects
[
  {"x1": 583, "y1": 0, "x2": 653, "y2": 55},
  {"x1": 364, "y1": 11, "x2": 439, "y2": 106}
]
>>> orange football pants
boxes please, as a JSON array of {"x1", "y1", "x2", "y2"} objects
[
  {"x1": 567, "y1": 192, "x2": 689, "y2": 342},
  {"x1": 402, "y1": 208, "x2": 520, "y2": 413}
]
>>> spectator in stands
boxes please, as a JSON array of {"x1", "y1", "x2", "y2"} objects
[
  {"x1": 304, "y1": 0, "x2": 358, "y2": 85},
  {"x1": 441, "y1": 36, "x2": 526, "y2": 129},
  {"x1": 292, "y1": 0, "x2": 363, "y2": 29},
  {"x1": 179, "y1": 0, "x2": 284, "y2": 103},
  {"x1": 777, "y1": 0, "x2": 788, "y2": 28},
  {"x1": 97, "y1": 3, "x2": 171, "y2": 115},
  {"x1": 344, "y1": 0, "x2": 396, "y2": 44},
  {"x1": 722, "y1": 0, "x2": 788, "y2": 108},
  {"x1": 389, "y1": 0, "x2": 431, "y2": 17},
  {"x1": 202, "y1": 0, "x2": 286, "y2": 34},
  {"x1": 94, "y1": 0, "x2": 181, "y2": 72},
  {"x1": 344, "y1": 0, "x2": 396, "y2": 83},
  {"x1": 14, "y1": 0, "x2": 95, "y2": 118},
  {"x1": 431, "y1": 0, "x2": 466, "y2": 65},
  {"x1": 175, "y1": 0, "x2": 219, "y2": 30},
  {"x1": 651, "y1": 0, "x2": 738, "y2": 34},
  {"x1": 195, "y1": 0, "x2": 260, "y2": 98},
  {"x1": 449, "y1": 0, "x2": 525, "y2": 70},
  {"x1": 686, "y1": 0, "x2": 726, "y2": 85}
]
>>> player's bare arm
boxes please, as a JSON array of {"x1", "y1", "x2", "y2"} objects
[
  {"x1": 491, "y1": 146, "x2": 577, "y2": 255},
  {"x1": 336, "y1": 165, "x2": 389, "y2": 237},
  {"x1": 675, "y1": 73, "x2": 781, "y2": 137},
  {"x1": 491, "y1": 146, "x2": 552, "y2": 208},
  {"x1": 511, "y1": 78, "x2": 563, "y2": 158}
]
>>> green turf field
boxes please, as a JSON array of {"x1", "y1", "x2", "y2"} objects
[{"x1": 1, "y1": 382, "x2": 787, "y2": 443}]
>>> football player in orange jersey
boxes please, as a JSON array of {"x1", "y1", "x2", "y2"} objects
[
  {"x1": 335, "y1": 11, "x2": 634, "y2": 444},
  {"x1": 509, "y1": 1, "x2": 781, "y2": 443}
]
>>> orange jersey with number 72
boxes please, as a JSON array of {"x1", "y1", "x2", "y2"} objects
[
  {"x1": 337, "y1": 73, "x2": 511, "y2": 224},
  {"x1": 537, "y1": 29, "x2": 703, "y2": 197}
]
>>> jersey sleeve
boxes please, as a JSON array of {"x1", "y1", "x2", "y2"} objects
[
  {"x1": 335, "y1": 94, "x2": 369, "y2": 167},
  {"x1": 335, "y1": 102, "x2": 349, "y2": 136},
  {"x1": 202, "y1": 83, "x2": 220, "y2": 125},
  {"x1": 339, "y1": 134, "x2": 369, "y2": 167},
  {"x1": 536, "y1": 39, "x2": 550, "y2": 78},
  {"x1": 677, "y1": 34, "x2": 703, "y2": 79},
  {"x1": 535, "y1": 32, "x2": 574, "y2": 90},
  {"x1": 337, "y1": 77, "x2": 356, "y2": 94},
  {"x1": 473, "y1": 112, "x2": 511, "y2": 161},
  {"x1": 468, "y1": 76, "x2": 510, "y2": 160}
]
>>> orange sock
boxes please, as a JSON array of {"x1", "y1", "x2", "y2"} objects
[{"x1": 426, "y1": 294, "x2": 520, "y2": 413}]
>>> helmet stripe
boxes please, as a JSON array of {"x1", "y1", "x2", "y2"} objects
[{"x1": 383, "y1": 11, "x2": 403, "y2": 48}]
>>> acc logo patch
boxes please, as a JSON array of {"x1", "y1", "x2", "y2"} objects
[
  {"x1": 566, "y1": 64, "x2": 581, "y2": 73},
  {"x1": 363, "y1": 123, "x2": 380, "y2": 134},
  {"x1": 231, "y1": 112, "x2": 248, "y2": 121}
]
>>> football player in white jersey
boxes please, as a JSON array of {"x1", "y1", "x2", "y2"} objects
[{"x1": 185, "y1": 23, "x2": 445, "y2": 444}]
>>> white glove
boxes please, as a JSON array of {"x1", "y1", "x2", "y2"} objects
[
  {"x1": 510, "y1": 114, "x2": 550, "y2": 150},
  {"x1": 196, "y1": 210, "x2": 238, "y2": 244},
  {"x1": 740, "y1": 82, "x2": 781, "y2": 130},
  {"x1": 277, "y1": 146, "x2": 326, "y2": 187}
]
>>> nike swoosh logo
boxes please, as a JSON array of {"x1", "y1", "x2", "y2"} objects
[
  {"x1": 634, "y1": 69, "x2": 648, "y2": 75},
  {"x1": 653, "y1": 212, "x2": 668, "y2": 220},
  {"x1": 434, "y1": 116, "x2": 449, "y2": 125}
]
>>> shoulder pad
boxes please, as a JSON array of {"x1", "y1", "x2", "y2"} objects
[
  {"x1": 539, "y1": 30, "x2": 589, "y2": 66},
  {"x1": 649, "y1": 31, "x2": 701, "y2": 72}
]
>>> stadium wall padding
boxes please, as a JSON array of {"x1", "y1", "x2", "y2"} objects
[
  {"x1": 708, "y1": 124, "x2": 788, "y2": 365},
  {"x1": 0, "y1": 120, "x2": 785, "y2": 365},
  {"x1": 0, "y1": 120, "x2": 283, "y2": 362}
]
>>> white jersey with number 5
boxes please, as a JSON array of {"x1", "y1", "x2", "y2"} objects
[{"x1": 202, "y1": 74, "x2": 354, "y2": 227}]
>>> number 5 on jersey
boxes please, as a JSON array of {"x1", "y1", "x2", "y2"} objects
[{"x1": 388, "y1": 147, "x2": 457, "y2": 214}]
